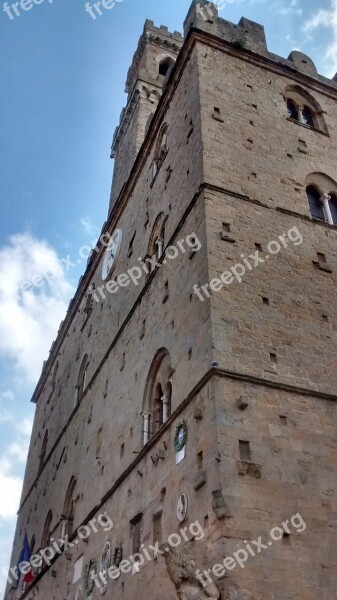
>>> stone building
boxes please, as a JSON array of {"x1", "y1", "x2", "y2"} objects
[{"x1": 6, "y1": 1, "x2": 337, "y2": 599}]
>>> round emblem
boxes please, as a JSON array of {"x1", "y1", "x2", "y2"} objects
[
  {"x1": 176, "y1": 490, "x2": 189, "y2": 523},
  {"x1": 174, "y1": 421, "x2": 188, "y2": 452}
]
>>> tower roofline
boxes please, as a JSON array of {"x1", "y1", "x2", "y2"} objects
[{"x1": 184, "y1": 0, "x2": 337, "y2": 86}]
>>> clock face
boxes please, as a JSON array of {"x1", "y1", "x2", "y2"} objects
[{"x1": 101, "y1": 229, "x2": 122, "y2": 281}]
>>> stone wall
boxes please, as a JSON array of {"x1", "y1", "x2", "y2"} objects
[{"x1": 6, "y1": 3, "x2": 337, "y2": 600}]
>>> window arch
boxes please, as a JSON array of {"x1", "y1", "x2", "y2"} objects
[
  {"x1": 305, "y1": 173, "x2": 337, "y2": 224},
  {"x1": 147, "y1": 212, "x2": 167, "y2": 261},
  {"x1": 38, "y1": 430, "x2": 48, "y2": 473},
  {"x1": 150, "y1": 124, "x2": 169, "y2": 185},
  {"x1": 62, "y1": 476, "x2": 76, "y2": 538},
  {"x1": 142, "y1": 349, "x2": 172, "y2": 445},
  {"x1": 75, "y1": 355, "x2": 89, "y2": 405},
  {"x1": 81, "y1": 289, "x2": 94, "y2": 331},
  {"x1": 41, "y1": 510, "x2": 53, "y2": 549},
  {"x1": 158, "y1": 57, "x2": 175, "y2": 78},
  {"x1": 284, "y1": 85, "x2": 327, "y2": 133}
]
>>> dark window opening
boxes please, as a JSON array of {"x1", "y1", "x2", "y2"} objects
[
  {"x1": 302, "y1": 106, "x2": 314, "y2": 127},
  {"x1": 131, "y1": 514, "x2": 143, "y2": 556},
  {"x1": 306, "y1": 186, "x2": 325, "y2": 221},
  {"x1": 239, "y1": 440, "x2": 251, "y2": 461},
  {"x1": 159, "y1": 62, "x2": 170, "y2": 76},
  {"x1": 287, "y1": 99, "x2": 298, "y2": 120},
  {"x1": 317, "y1": 252, "x2": 326, "y2": 263},
  {"x1": 153, "y1": 512, "x2": 162, "y2": 545}
]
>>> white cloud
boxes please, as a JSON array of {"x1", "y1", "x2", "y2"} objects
[
  {"x1": 0, "y1": 234, "x2": 74, "y2": 385},
  {"x1": 303, "y1": 0, "x2": 337, "y2": 77},
  {"x1": 80, "y1": 217, "x2": 100, "y2": 237},
  {"x1": 0, "y1": 391, "x2": 14, "y2": 402},
  {"x1": 0, "y1": 410, "x2": 14, "y2": 424},
  {"x1": 0, "y1": 233, "x2": 72, "y2": 590},
  {"x1": 7, "y1": 441, "x2": 30, "y2": 464},
  {"x1": 278, "y1": 0, "x2": 302, "y2": 17},
  {"x1": 0, "y1": 414, "x2": 33, "y2": 520},
  {"x1": 0, "y1": 458, "x2": 23, "y2": 520},
  {"x1": 15, "y1": 416, "x2": 33, "y2": 437}
]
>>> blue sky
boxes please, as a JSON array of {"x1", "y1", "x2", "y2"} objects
[{"x1": 0, "y1": 0, "x2": 336, "y2": 593}]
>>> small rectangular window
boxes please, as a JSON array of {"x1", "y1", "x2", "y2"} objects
[
  {"x1": 153, "y1": 511, "x2": 162, "y2": 545},
  {"x1": 131, "y1": 513, "x2": 143, "y2": 555},
  {"x1": 317, "y1": 252, "x2": 326, "y2": 263},
  {"x1": 239, "y1": 440, "x2": 251, "y2": 461}
]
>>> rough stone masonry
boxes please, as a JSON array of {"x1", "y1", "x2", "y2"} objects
[{"x1": 6, "y1": 1, "x2": 337, "y2": 599}]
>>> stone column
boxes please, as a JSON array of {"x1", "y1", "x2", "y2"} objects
[
  {"x1": 161, "y1": 395, "x2": 169, "y2": 423},
  {"x1": 321, "y1": 194, "x2": 333, "y2": 224},
  {"x1": 142, "y1": 412, "x2": 151, "y2": 445},
  {"x1": 155, "y1": 237, "x2": 164, "y2": 260},
  {"x1": 297, "y1": 105, "x2": 305, "y2": 124}
]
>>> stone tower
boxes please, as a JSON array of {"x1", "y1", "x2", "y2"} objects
[
  {"x1": 109, "y1": 20, "x2": 183, "y2": 212},
  {"x1": 6, "y1": 1, "x2": 337, "y2": 599}
]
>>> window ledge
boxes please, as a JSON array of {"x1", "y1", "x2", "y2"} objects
[
  {"x1": 286, "y1": 117, "x2": 329, "y2": 137},
  {"x1": 311, "y1": 217, "x2": 337, "y2": 228}
]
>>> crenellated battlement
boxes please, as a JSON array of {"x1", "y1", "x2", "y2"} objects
[
  {"x1": 109, "y1": 19, "x2": 183, "y2": 211},
  {"x1": 143, "y1": 19, "x2": 183, "y2": 42},
  {"x1": 184, "y1": 0, "x2": 337, "y2": 87},
  {"x1": 109, "y1": 0, "x2": 337, "y2": 215},
  {"x1": 124, "y1": 20, "x2": 183, "y2": 97}
]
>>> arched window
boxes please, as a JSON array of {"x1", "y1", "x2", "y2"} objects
[
  {"x1": 142, "y1": 349, "x2": 172, "y2": 445},
  {"x1": 150, "y1": 124, "x2": 169, "y2": 185},
  {"x1": 75, "y1": 355, "x2": 89, "y2": 405},
  {"x1": 158, "y1": 57, "x2": 175, "y2": 78},
  {"x1": 81, "y1": 289, "x2": 94, "y2": 331},
  {"x1": 62, "y1": 476, "x2": 76, "y2": 538},
  {"x1": 38, "y1": 430, "x2": 48, "y2": 473},
  {"x1": 284, "y1": 85, "x2": 327, "y2": 133},
  {"x1": 147, "y1": 212, "x2": 167, "y2": 263},
  {"x1": 306, "y1": 186, "x2": 325, "y2": 221},
  {"x1": 155, "y1": 124, "x2": 168, "y2": 159},
  {"x1": 305, "y1": 173, "x2": 337, "y2": 225},
  {"x1": 41, "y1": 510, "x2": 53, "y2": 549}
]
